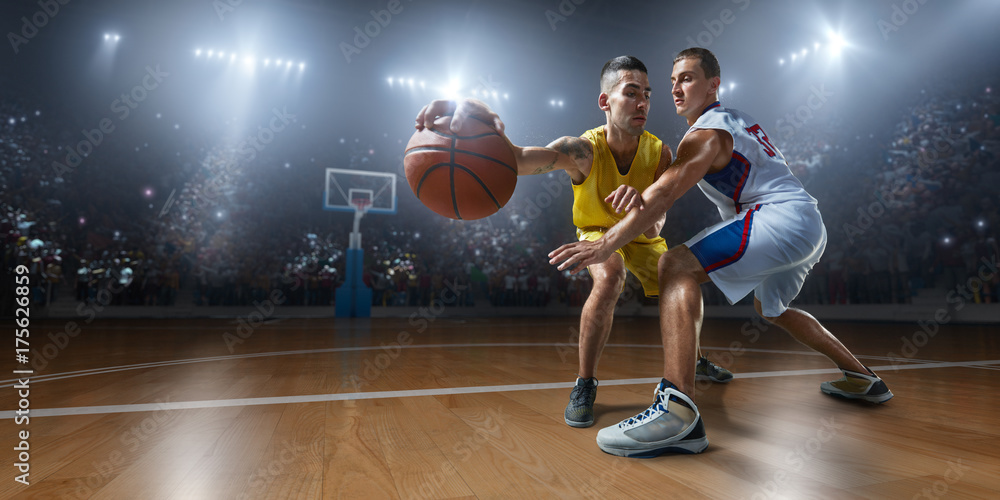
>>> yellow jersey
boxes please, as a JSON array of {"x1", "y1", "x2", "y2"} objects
[{"x1": 572, "y1": 126, "x2": 663, "y2": 242}]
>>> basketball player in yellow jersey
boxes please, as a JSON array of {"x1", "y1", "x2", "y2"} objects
[{"x1": 415, "y1": 56, "x2": 732, "y2": 429}]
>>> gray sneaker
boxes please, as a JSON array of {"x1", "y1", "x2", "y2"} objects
[
  {"x1": 695, "y1": 356, "x2": 733, "y2": 383},
  {"x1": 564, "y1": 377, "x2": 598, "y2": 427}
]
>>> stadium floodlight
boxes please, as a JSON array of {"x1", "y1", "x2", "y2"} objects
[
  {"x1": 195, "y1": 48, "x2": 202, "y2": 56},
  {"x1": 408, "y1": 78, "x2": 414, "y2": 86},
  {"x1": 230, "y1": 53, "x2": 237, "y2": 62},
  {"x1": 503, "y1": 93, "x2": 509, "y2": 99},
  {"x1": 801, "y1": 48, "x2": 808, "y2": 57},
  {"x1": 729, "y1": 82, "x2": 735, "y2": 91},
  {"x1": 387, "y1": 76, "x2": 393, "y2": 85},
  {"x1": 779, "y1": 58, "x2": 785, "y2": 65},
  {"x1": 218, "y1": 51, "x2": 225, "y2": 59},
  {"x1": 441, "y1": 78, "x2": 462, "y2": 99},
  {"x1": 104, "y1": 33, "x2": 110, "y2": 41},
  {"x1": 114, "y1": 34, "x2": 120, "y2": 42},
  {"x1": 419, "y1": 80, "x2": 425, "y2": 89},
  {"x1": 828, "y1": 32, "x2": 846, "y2": 56},
  {"x1": 264, "y1": 58, "x2": 270, "y2": 66},
  {"x1": 207, "y1": 49, "x2": 214, "y2": 57},
  {"x1": 299, "y1": 62, "x2": 305, "y2": 70},
  {"x1": 814, "y1": 42, "x2": 820, "y2": 50},
  {"x1": 791, "y1": 53, "x2": 797, "y2": 62},
  {"x1": 286, "y1": 60, "x2": 293, "y2": 68},
  {"x1": 276, "y1": 58, "x2": 282, "y2": 65},
  {"x1": 244, "y1": 56, "x2": 254, "y2": 65}
]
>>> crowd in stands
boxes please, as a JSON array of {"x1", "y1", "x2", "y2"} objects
[{"x1": 3, "y1": 80, "x2": 998, "y2": 314}]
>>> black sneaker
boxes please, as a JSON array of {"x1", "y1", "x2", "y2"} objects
[
  {"x1": 695, "y1": 356, "x2": 734, "y2": 383},
  {"x1": 564, "y1": 377, "x2": 598, "y2": 428},
  {"x1": 821, "y1": 366, "x2": 893, "y2": 403}
]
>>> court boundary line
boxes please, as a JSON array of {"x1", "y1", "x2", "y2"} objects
[
  {"x1": 3, "y1": 359, "x2": 997, "y2": 419},
  {"x1": 0, "y1": 343, "x2": 947, "y2": 386}
]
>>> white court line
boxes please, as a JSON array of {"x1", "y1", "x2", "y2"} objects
[
  {"x1": 0, "y1": 343, "x2": 954, "y2": 386},
  {"x1": 2, "y1": 359, "x2": 996, "y2": 419}
]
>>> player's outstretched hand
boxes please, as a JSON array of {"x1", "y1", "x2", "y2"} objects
[
  {"x1": 415, "y1": 99, "x2": 504, "y2": 135},
  {"x1": 548, "y1": 240, "x2": 612, "y2": 275},
  {"x1": 605, "y1": 184, "x2": 643, "y2": 214}
]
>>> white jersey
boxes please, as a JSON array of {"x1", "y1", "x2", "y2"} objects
[{"x1": 686, "y1": 102, "x2": 816, "y2": 219}]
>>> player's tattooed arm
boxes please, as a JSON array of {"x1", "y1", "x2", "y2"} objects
[
  {"x1": 550, "y1": 136, "x2": 593, "y2": 163},
  {"x1": 529, "y1": 153, "x2": 560, "y2": 175},
  {"x1": 513, "y1": 136, "x2": 592, "y2": 177}
]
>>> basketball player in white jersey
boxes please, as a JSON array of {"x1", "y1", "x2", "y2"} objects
[{"x1": 548, "y1": 47, "x2": 892, "y2": 458}]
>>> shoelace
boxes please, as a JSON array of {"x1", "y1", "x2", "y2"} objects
[
  {"x1": 621, "y1": 390, "x2": 668, "y2": 427},
  {"x1": 571, "y1": 383, "x2": 595, "y2": 406}
]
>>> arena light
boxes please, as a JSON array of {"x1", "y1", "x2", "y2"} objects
[
  {"x1": 299, "y1": 62, "x2": 305, "y2": 70},
  {"x1": 387, "y1": 76, "x2": 393, "y2": 85},
  {"x1": 264, "y1": 58, "x2": 270, "y2": 66},
  {"x1": 441, "y1": 78, "x2": 462, "y2": 100},
  {"x1": 207, "y1": 49, "x2": 214, "y2": 58},
  {"x1": 286, "y1": 60, "x2": 293, "y2": 68},
  {"x1": 779, "y1": 58, "x2": 785, "y2": 65},
  {"x1": 276, "y1": 58, "x2": 282, "y2": 65},
  {"x1": 828, "y1": 31, "x2": 847, "y2": 56},
  {"x1": 195, "y1": 48, "x2": 202, "y2": 56}
]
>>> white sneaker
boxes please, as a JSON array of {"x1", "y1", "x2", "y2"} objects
[{"x1": 596, "y1": 379, "x2": 708, "y2": 457}]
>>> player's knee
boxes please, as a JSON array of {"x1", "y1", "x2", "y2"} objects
[{"x1": 658, "y1": 252, "x2": 685, "y2": 280}]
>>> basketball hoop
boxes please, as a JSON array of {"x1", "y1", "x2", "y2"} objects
[{"x1": 350, "y1": 198, "x2": 372, "y2": 214}]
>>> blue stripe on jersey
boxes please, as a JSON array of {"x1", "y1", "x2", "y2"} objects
[
  {"x1": 702, "y1": 151, "x2": 752, "y2": 212},
  {"x1": 701, "y1": 101, "x2": 721, "y2": 115},
  {"x1": 689, "y1": 204, "x2": 760, "y2": 273}
]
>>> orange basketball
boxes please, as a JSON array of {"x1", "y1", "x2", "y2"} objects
[{"x1": 403, "y1": 116, "x2": 517, "y2": 220}]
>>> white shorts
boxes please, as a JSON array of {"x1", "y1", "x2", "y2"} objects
[{"x1": 685, "y1": 201, "x2": 827, "y2": 317}]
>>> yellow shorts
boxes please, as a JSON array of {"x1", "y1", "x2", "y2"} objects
[{"x1": 576, "y1": 227, "x2": 668, "y2": 297}]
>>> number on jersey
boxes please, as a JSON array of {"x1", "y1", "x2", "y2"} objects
[{"x1": 745, "y1": 124, "x2": 776, "y2": 158}]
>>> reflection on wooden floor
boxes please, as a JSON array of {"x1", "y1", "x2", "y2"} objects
[{"x1": 1, "y1": 317, "x2": 999, "y2": 499}]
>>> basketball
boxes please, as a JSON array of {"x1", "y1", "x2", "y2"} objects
[{"x1": 403, "y1": 115, "x2": 517, "y2": 220}]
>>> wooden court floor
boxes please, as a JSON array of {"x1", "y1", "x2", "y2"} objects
[{"x1": 2, "y1": 316, "x2": 999, "y2": 499}]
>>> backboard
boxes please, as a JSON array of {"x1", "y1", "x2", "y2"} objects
[{"x1": 323, "y1": 168, "x2": 397, "y2": 215}]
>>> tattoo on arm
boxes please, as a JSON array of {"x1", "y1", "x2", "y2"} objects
[
  {"x1": 531, "y1": 153, "x2": 560, "y2": 175},
  {"x1": 553, "y1": 137, "x2": 593, "y2": 162}
]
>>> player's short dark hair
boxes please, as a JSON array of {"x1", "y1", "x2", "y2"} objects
[
  {"x1": 600, "y1": 55, "x2": 648, "y2": 93},
  {"x1": 674, "y1": 47, "x2": 721, "y2": 79}
]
